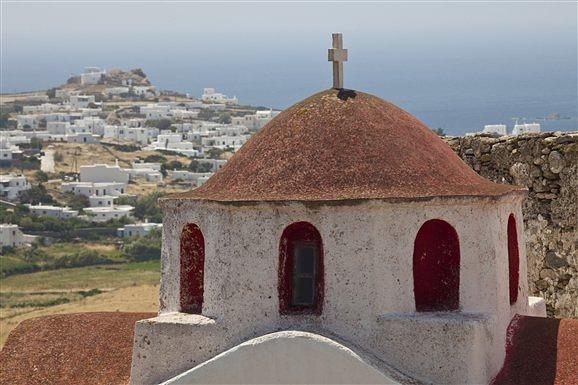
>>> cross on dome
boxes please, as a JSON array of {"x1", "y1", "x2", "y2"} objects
[{"x1": 328, "y1": 33, "x2": 348, "y2": 89}]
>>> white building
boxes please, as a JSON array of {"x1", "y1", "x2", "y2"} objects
[
  {"x1": 84, "y1": 205, "x2": 133, "y2": 222},
  {"x1": 80, "y1": 67, "x2": 106, "y2": 85},
  {"x1": 105, "y1": 87, "x2": 130, "y2": 97},
  {"x1": 201, "y1": 134, "x2": 250, "y2": 150},
  {"x1": 201, "y1": 88, "x2": 238, "y2": 105},
  {"x1": 0, "y1": 174, "x2": 30, "y2": 200},
  {"x1": 47, "y1": 121, "x2": 70, "y2": 135},
  {"x1": 25, "y1": 204, "x2": 78, "y2": 219},
  {"x1": 167, "y1": 171, "x2": 213, "y2": 187},
  {"x1": 133, "y1": 86, "x2": 157, "y2": 98},
  {"x1": 23, "y1": 103, "x2": 61, "y2": 114},
  {"x1": 104, "y1": 126, "x2": 157, "y2": 145},
  {"x1": 146, "y1": 134, "x2": 199, "y2": 157},
  {"x1": 74, "y1": 117, "x2": 106, "y2": 135},
  {"x1": 231, "y1": 110, "x2": 281, "y2": 131},
  {"x1": 0, "y1": 141, "x2": 23, "y2": 161},
  {"x1": 140, "y1": 104, "x2": 171, "y2": 119},
  {"x1": 88, "y1": 195, "x2": 116, "y2": 207},
  {"x1": 122, "y1": 118, "x2": 146, "y2": 128},
  {"x1": 66, "y1": 132, "x2": 99, "y2": 144},
  {"x1": 0, "y1": 224, "x2": 37, "y2": 248},
  {"x1": 69, "y1": 94, "x2": 96, "y2": 109},
  {"x1": 61, "y1": 181, "x2": 126, "y2": 197},
  {"x1": 131, "y1": 88, "x2": 546, "y2": 385},
  {"x1": 16, "y1": 115, "x2": 39, "y2": 129},
  {"x1": 80, "y1": 163, "x2": 129, "y2": 184},
  {"x1": 512, "y1": 123, "x2": 541, "y2": 135},
  {"x1": 117, "y1": 222, "x2": 162, "y2": 237},
  {"x1": 125, "y1": 162, "x2": 163, "y2": 183},
  {"x1": 482, "y1": 124, "x2": 507, "y2": 136}
]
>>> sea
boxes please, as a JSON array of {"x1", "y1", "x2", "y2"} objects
[{"x1": 2, "y1": 55, "x2": 577, "y2": 137}]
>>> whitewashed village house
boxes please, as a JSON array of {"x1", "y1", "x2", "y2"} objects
[
  {"x1": 117, "y1": 222, "x2": 162, "y2": 238},
  {"x1": 25, "y1": 204, "x2": 79, "y2": 219},
  {"x1": 201, "y1": 88, "x2": 238, "y2": 105},
  {"x1": 512, "y1": 122, "x2": 541, "y2": 135},
  {"x1": 130, "y1": 35, "x2": 546, "y2": 385},
  {"x1": 0, "y1": 174, "x2": 30, "y2": 200},
  {"x1": 80, "y1": 66, "x2": 106, "y2": 85},
  {"x1": 0, "y1": 224, "x2": 37, "y2": 248}
]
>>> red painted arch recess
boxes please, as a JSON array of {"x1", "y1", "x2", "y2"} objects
[
  {"x1": 413, "y1": 219, "x2": 461, "y2": 311},
  {"x1": 507, "y1": 214, "x2": 520, "y2": 305},
  {"x1": 278, "y1": 222, "x2": 324, "y2": 315},
  {"x1": 180, "y1": 223, "x2": 205, "y2": 314}
]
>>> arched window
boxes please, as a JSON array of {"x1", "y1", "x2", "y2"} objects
[
  {"x1": 278, "y1": 222, "x2": 324, "y2": 315},
  {"x1": 507, "y1": 214, "x2": 520, "y2": 305},
  {"x1": 180, "y1": 223, "x2": 205, "y2": 314},
  {"x1": 413, "y1": 219, "x2": 460, "y2": 312}
]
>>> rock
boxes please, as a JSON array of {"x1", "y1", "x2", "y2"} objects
[
  {"x1": 539, "y1": 269, "x2": 557, "y2": 279},
  {"x1": 480, "y1": 154, "x2": 492, "y2": 163},
  {"x1": 541, "y1": 148, "x2": 551, "y2": 155},
  {"x1": 545, "y1": 251, "x2": 569, "y2": 269},
  {"x1": 464, "y1": 148, "x2": 474, "y2": 155},
  {"x1": 535, "y1": 279, "x2": 549, "y2": 291},
  {"x1": 533, "y1": 157, "x2": 544, "y2": 166},
  {"x1": 548, "y1": 151, "x2": 565, "y2": 173},
  {"x1": 556, "y1": 136, "x2": 575, "y2": 145},
  {"x1": 536, "y1": 193, "x2": 557, "y2": 200},
  {"x1": 510, "y1": 162, "x2": 531, "y2": 186}
]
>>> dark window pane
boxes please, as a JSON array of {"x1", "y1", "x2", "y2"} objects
[
  {"x1": 293, "y1": 277, "x2": 314, "y2": 305},
  {"x1": 295, "y1": 245, "x2": 315, "y2": 275}
]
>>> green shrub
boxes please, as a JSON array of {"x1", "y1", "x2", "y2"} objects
[{"x1": 122, "y1": 229, "x2": 162, "y2": 261}]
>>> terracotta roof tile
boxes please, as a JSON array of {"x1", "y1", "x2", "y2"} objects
[
  {"x1": 170, "y1": 89, "x2": 521, "y2": 202},
  {"x1": 492, "y1": 315, "x2": 578, "y2": 385},
  {"x1": 0, "y1": 312, "x2": 155, "y2": 385}
]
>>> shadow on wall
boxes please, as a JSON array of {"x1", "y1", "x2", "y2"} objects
[{"x1": 491, "y1": 315, "x2": 562, "y2": 385}]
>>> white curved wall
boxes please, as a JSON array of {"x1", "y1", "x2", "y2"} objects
[
  {"x1": 160, "y1": 331, "x2": 404, "y2": 385},
  {"x1": 132, "y1": 194, "x2": 531, "y2": 385}
]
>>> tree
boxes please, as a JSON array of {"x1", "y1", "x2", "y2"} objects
[
  {"x1": 67, "y1": 194, "x2": 90, "y2": 212},
  {"x1": 145, "y1": 119, "x2": 172, "y2": 130},
  {"x1": 18, "y1": 184, "x2": 54, "y2": 205},
  {"x1": 218, "y1": 112, "x2": 232, "y2": 124},
  {"x1": 161, "y1": 160, "x2": 184, "y2": 174},
  {"x1": 433, "y1": 127, "x2": 446, "y2": 137},
  {"x1": 132, "y1": 192, "x2": 164, "y2": 222},
  {"x1": 46, "y1": 88, "x2": 57, "y2": 99},
  {"x1": 122, "y1": 228, "x2": 162, "y2": 261},
  {"x1": 197, "y1": 109, "x2": 216, "y2": 121},
  {"x1": 206, "y1": 148, "x2": 224, "y2": 159},
  {"x1": 35, "y1": 170, "x2": 49, "y2": 183},
  {"x1": 29, "y1": 137, "x2": 42, "y2": 150},
  {"x1": 0, "y1": 113, "x2": 16, "y2": 128},
  {"x1": 144, "y1": 154, "x2": 167, "y2": 163},
  {"x1": 188, "y1": 160, "x2": 213, "y2": 173}
]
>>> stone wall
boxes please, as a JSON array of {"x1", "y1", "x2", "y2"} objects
[{"x1": 446, "y1": 132, "x2": 577, "y2": 318}]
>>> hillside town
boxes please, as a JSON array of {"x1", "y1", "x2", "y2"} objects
[{"x1": 1, "y1": 67, "x2": 280, "y2": 254}]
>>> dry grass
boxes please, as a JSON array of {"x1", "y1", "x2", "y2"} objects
[{"x1": 0, "y1": 261, "x2": 160, "y2": 346}]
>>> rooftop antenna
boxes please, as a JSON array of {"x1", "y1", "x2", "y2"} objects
[{"x1": 328, "y1": 33, "x2": 348, "y2": 89}]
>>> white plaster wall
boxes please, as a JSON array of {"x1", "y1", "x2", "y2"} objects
[
  {"x1": 133, "y1": 193, "x2": 529, "y2": 385},
  {"x1": 160, "y1": 331, "x2": 415, "y2": 385}
]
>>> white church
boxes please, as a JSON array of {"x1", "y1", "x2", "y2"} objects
[{"x1": 130, "y1": 34, "x2": 546, "y2": 385}]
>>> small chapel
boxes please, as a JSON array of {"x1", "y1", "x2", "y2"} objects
[{"x1": 130, "y1": 34, "x2": 547, "y2": 385}]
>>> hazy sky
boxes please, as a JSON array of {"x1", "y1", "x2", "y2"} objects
[{"x1": 1, "y1": 1, "x2": 576, "y2": 132}]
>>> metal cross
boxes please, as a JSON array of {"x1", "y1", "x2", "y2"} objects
[{"x1": 328, "y1": 33, "x2": 348, "y2": 89}]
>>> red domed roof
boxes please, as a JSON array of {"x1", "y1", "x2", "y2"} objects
[{"x1": 171, "y1": 89, "x2": 520, "y2": 202}]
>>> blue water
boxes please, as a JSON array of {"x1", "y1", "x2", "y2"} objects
[{"x1": 3, "y1": 51, "x2": 575, "y2": 136}]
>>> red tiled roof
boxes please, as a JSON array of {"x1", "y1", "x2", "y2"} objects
[
  {"x1": 0, "y1": 312, "x2": 155, "y2": 385},
  {"x1": 170, "y1": 89, "x2": 520, "y2": 202},
  {"x1": 492, "y1": 315, "x2": 578, "y2": 385}
]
